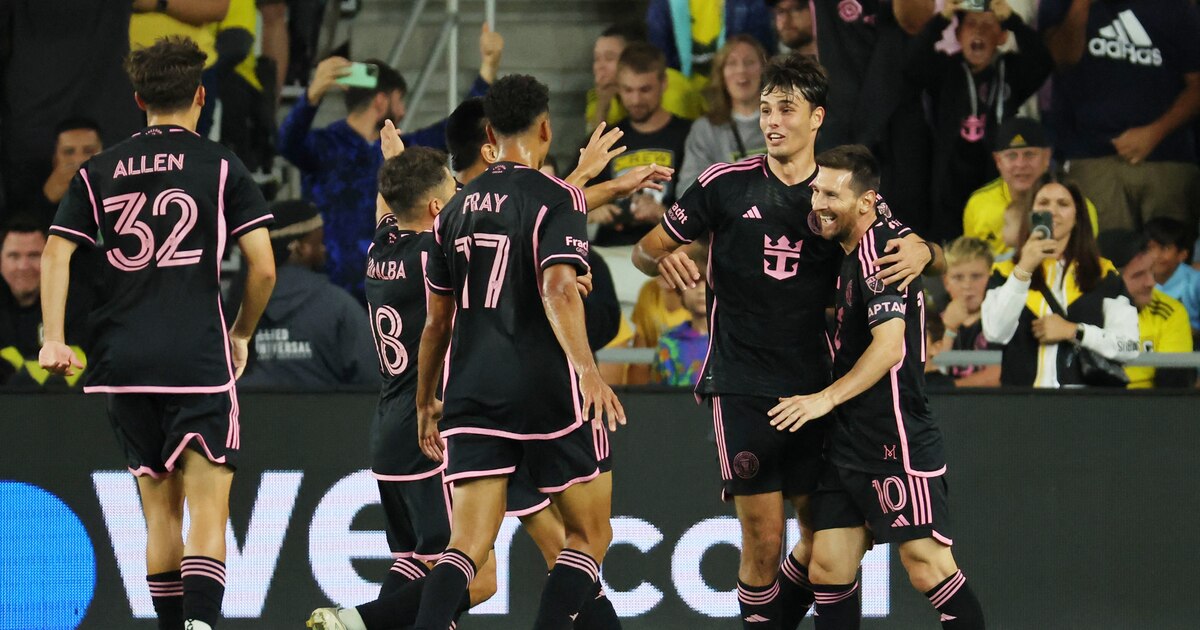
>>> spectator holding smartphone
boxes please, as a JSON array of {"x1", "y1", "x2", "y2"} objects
[{"x1": 981, "y1": 174, "x2": 1139, "y2": 387}]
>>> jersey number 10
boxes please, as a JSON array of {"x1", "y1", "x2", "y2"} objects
[
  {"x1": 453, "y1": 233, "x2": 510, "y2": 309},
  {"x1": 103, "y1": 189, "x2": 203, "y2": 271}
]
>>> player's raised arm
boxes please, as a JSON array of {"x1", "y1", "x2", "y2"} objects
[
  {"x1": 541, "y1": 263, "x2": 626, "y2": 430},
  {"x1": 230, "y1": 227, "x2": 276, "y2": 378},
  {"x1": 769, "y1": 318, "x2": 906, "y2": 431},
  {"x1": 633, "y1": 225, "x2": 701, "y2": 290},
  {"x1": 38, "y1": 235, "x2": 83, "y2": 376},
  {"x1": 416, "y1": 291, "x2": 454, "y2": 461}
]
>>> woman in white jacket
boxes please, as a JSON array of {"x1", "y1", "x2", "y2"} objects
[{"x1": 981, "y1": 176, "x2": 1139, "y2": 387}]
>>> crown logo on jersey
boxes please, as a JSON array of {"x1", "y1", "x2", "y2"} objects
[{"x1": 763, "y1": 235, "x2": 803, "y2": 280}]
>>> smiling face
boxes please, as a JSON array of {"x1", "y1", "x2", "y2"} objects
[
  {"x1": 1121, "y1": 250, "x2": 1158, "y2": 310},
  {"x1": 0, "y1": 230, "x2": 45, "y2": 307},
  {"x1": 1032, "y1": 183, "x2": 1077, "y2": 242},
  {"x1": 760, "y1": 87, "x2": 821, "y2": 162},
  {"x1": 957, "y1": 11, "x2": 1007, "y2": 71},
  {"x1": 722, "y1": 42, "x2": 764, "y2": 108},
  {"x1": 811, "y1": 167, "x2": 871, "y2": 245}
]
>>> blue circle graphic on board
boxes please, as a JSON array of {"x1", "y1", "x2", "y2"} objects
[{"x1": 0, "y1": 481, "x2": 96, "y2": 629}]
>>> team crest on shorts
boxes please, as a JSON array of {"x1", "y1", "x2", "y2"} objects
[
  {"x1": 865, "y1": 274, "x2": 885, "y2": 294},
  {"x1": 733, "y1": 451, "x2": 760, "y2": 479}
]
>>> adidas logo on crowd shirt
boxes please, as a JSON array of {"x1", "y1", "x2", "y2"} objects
[{"x1": 1088, "y1": 10, "x2": 1163, "y2": 66}]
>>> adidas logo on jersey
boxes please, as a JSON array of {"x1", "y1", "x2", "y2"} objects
[
  {"x1": 1088, "y1": 10, "x2": 1163, "y2": 67},
  {"x1": 744, "y1": 614, "x2": 772, "y2": 622},
  {"x1": 743, "y1": 206, "x2": 763, "y2": 219},
  {"x1": 891, "y1": 514, "x2": 911, "y2": 528}
]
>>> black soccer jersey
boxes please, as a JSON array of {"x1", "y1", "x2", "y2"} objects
[
  {"x1": 661, "y1": 154, "x2": 844, "y2": 398},
  {"x1": 365, "y1": 214, "x2": 440, "y2": 477},
  {"x1": 828, "y1": 216, "x2": 945, "y2": 477},
  {"x1": 425, "y1": 162, "x2": 590, "y2": 438},
  {"x1": 50, "y1": 124, "x2": 272, "y2": 392}
]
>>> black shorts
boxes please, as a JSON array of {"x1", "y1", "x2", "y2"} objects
[
  {"x1": 711, "y1": 394, "x2": 827, "y2": 499},
  {"x1": 377, "y1": 476, "x2": 453, "y2": 562},
  {"x1": 444, "y1": 420, "x2": 606, "y2": 494},
  {"x1": 106, "y1": 389, "x2": 240, "y2": 477},
  {"x1": 811, "y1": 464, "x2": 953, "y2": 546},
  {"x1": 370, "y1": 393, "x2": 439, "y2": 479}
]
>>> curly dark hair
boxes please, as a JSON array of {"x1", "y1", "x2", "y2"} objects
[
  {"x1": 483, "y1": 74, "x2": 550, "y2": 137},
  {"x1": 125, "y1": 36, "x2": 206, "y2": 113},
  {"x1": 445, "y1": 97, "x2": 487, "y2": 173},
  {"x1": 761, "y1": 52, "x2": 828, "y2": 110},
  {"x1": 378, "y1": 147, "x2": 450, "y2": 220}
]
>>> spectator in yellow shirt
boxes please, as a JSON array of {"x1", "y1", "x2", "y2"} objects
[
  {"x1": 1097, "y1": 230, "x2": 1195, "y2": 389},
  {"x1": 963, "y1": 117, "x2": 1097, "y2": 261},
  {"x1": 587, "y1": 23, "x2": 704, "y2": 132}
]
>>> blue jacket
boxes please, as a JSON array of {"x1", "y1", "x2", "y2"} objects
[
  {"x1": 277, "y1": 76, "x2": 489, "y2": 300},
  {"x1": 646, "y1": 0, "x2": 775, "y2": 77}
]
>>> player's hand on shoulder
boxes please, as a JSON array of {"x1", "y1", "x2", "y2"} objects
[
  {"x1": 38, "y1": 341, "x2": 83, "y2": 377},
  {"x1": 380, "y1": 119, "x2": 405, "y2": 159},
  {"x1": 418, "y1": 400, "x2": 446, "y2": 462},
  {"x1": 656, "y1": 249, "x2": 701, "y2": 291},
  {"x1": 579, "y1": 369, "x2": 626, "y2": 432},
  {"x1": 875, "y1": 236, "x2": 931, "y2": 290},
  {"x1": 768, "y1": 391, "x2": 834, "y2": 432},
  {"x1": 231, "y1": 335, "x2": 250, "y2": 379}
]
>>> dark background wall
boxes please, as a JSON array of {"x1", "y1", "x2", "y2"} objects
[{"x1": 1, "y1": 390, "x2": 1196, "y2": 629}]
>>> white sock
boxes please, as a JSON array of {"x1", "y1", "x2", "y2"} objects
[
  {"x1": 338, "y1": 607, "x2": 367, "y2": 630},
  {"x1": 184, "y1": 621, "x2": 213, "y2": 630}
]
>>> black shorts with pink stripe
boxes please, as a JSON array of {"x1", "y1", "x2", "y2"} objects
[
  {"x1": 711, "y1": 394, "x2": 827, "y2": 499},
  {"x1": 377, "y1": 476, "x2": 453, "y2": 561},
  {"x1": 811, "y1": 464, "x2": 953, "y2": 545},
  {"x1": 444, "y1": 419, "x2": 611, "y2": 495},
  {"x1": 106, "y1": 390, "x2": 240, "y2": 477}
]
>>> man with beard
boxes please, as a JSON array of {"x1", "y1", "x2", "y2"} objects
[
  {"x1": 278, "y1": 24, "x2": 504, "y2": 301},
  {"x1": 769, "y1": 0, "x2": 816, "y2": 56},
  {"x1": 590, "y1": 42, "x2": 693, "y2": 246}
]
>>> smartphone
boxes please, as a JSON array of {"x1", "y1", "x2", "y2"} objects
[
  {"x1": 961, "y1": 0, "x2": 988, "y2": 11},
  {"x1": 335, "y1": 62, "x2": 379, "y2": 89},
  {"x1": 1030, "y1": 210, "x2": 1054, "y2": 239}
]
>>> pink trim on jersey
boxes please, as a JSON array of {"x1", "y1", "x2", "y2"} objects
[
  {"x1": 695, "y1": 234, "x2": 717, "y2": 403},
  {"x1": 697, "y1": 156, "x2": 765, "y2": 188},
  {"x1": 506, "y1": 497, "x2": 551, "y2": 518},
  {"x1": 538, "y1": 467, "x2": 599, "y2": 494},
  {"x1": 662, "y1": 217, "x2": 691, "y2": 244},
  {"x1": 49, "y1": 226, "x2": 97, "y2": 245},
  {"x1": 433, "y1": 214, "x2": 443, "y2": 245},
  {"x1": 441, "y1": 470, "x2": 454, "y2": 530},
  {"x1": 931, "y1": 530, "x2": 954, "y2": 547},
  {"x1": 85, "y1": 382, "x2": 235, "y2": 394},
  {"x1": 889, "y1": 350, "x2": 947, "y2": 478},
  {"x1": 163, "y1": 433, "x2": 227, "y2": 472},
  {"x1": 216, "y1": 160, "x2": 236, "y2": 383},
  {"x1": 532, "y1": 205, "x2": 550, "y2": 293},
  {"x1": 541, "y1": 253, "x2": 590, "y2": 271},
  {"x1": 907, "y1": 474, "x2": 932, "y2": 526},
  {"x1": 441, "y1": 419, "x2": 584, "y2": 442},
  {"x1": 230, "y1": 214, "x2": 275, "y2": 236},
  {"x1": 425, "y1": 277, "x2": 453, "y2": 293},
  {"x1": 371, "y1": 463, "x2": 447, "y2": 481},
  {"x1": 535, "y1": 170, "x2": 587, "y2": 213},
  {"x1": 80, "y1": 168, "x2": 101, "y2": 229},
  {"x1": 712, "y1": 396, "x2": 732, "y2": 480},
  {"x1": 442, "y1": 466, "x2": 517, "y2": 484},
  {"x1": 128, "y1": 466, "x2": 169, "y2": 479}
]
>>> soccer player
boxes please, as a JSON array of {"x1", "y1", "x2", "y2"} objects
[
  {"x1": 769, "y1": 144, "x2": 985, "y2": 629},
  {"x1": 39, "y1": 37, "x2": 276, "y2": 630},
  {"x1": 632, "y1": 53, "x2": 942, "y2": 629},
  {"x1": 414, "y1": 74, "x2": 624, "y2": 630}
]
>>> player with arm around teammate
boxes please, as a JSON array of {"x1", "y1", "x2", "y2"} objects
[{"x1": 769, "y1": 145, "x2": 985, "y2": 629}]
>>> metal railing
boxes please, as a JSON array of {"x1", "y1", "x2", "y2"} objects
[{"x1": 595, "y1": 348, "x2": 1200, "y2": 369}]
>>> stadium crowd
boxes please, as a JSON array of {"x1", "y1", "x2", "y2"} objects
[{"x1": 1, "y1": 0, "x2": 1198, "y2": 390}]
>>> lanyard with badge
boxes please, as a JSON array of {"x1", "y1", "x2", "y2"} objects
[{"x1": 961, "y1": 58, "x2": 1006, "y2": 143}]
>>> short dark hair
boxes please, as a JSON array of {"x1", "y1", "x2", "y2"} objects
[
  {"x1": 617, "y1": 42, "x2": 667, "y2": 76},
  {"x1": 1144, "y1": 217, "x2": 1196, "y2": 262},
  {"x1": 815, "y1": 144, "x2": 880, "y2": 195},
  {"x1": 378, "y1": 147, "x2": 450, "y2": 220},
  {"x1": 0, "y1": 215, "x2": 48, "y2": 247},
  {"x1": 483, "y1": 75, "x2": 550, "y2": 137},
  {"x1": 1096, "y1": 229, "x2": 1150, "y2": 270},
  {"x1": 445, "y1": 97, "x2": 487, "y2": 173},
  {"x1": 761, "y1": 52, "x2": 828, "y2": 110},
  {"x1": 125, "y1": 36, "x2": 206, "y2": 112},
  {"x1": 344, "y1": 59, "x2": 407, "y2": 112},
  {"x1": 54, "y1": 117, "x2": 102, "y2": 139},
  {"x1": 601, "y1": 22, "x2": 648, "y2": 42}
]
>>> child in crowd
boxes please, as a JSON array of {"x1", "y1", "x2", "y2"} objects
[
  {"x1": 1144, "y1": 217, "x2": 1200, "y2": 338},
  {"x1": 654, "y1": 280, "x2": 708, "y2": 387},
  {"x1": 939, "y1": 236, "x2": 1002, "y2": 386}
]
